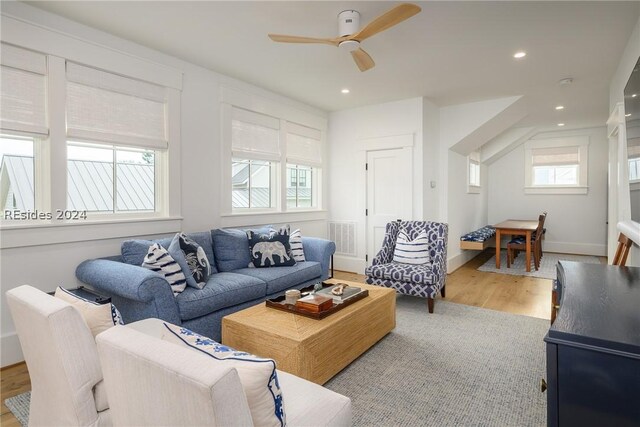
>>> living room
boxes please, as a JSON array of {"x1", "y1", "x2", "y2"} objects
[{"x1": 1, "y1": 1, "x2": 640, "y2": 426}]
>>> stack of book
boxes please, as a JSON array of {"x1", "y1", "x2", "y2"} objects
[{"x1": 316, "y1": 285, "x2": 364, "y2": 304}]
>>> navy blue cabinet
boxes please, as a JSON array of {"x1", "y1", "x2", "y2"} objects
[{"x1": 545, "y1": 261, "x2": 640, "y2": 427}]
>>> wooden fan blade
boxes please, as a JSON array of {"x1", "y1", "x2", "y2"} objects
[
  {"x1": 351, "y1": 48, "x2": 375, "y2": 72},
  {"x1": 268, "y1": 34, "x2": 339, "y2": 46},
  {"x1": 353, "y1": 3, "x2": 421, "y2": 42}
]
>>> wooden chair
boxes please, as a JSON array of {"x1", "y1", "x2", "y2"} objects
[
  {"x1": 507, "y1": 212, "x2": 547, "y2": 270},
  {"x1": 612, "y1": 233, "x2": 633, "y2": 266}
]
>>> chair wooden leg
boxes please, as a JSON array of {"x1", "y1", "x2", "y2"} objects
[
  {"x1": 427, "y1": 297, "x2": 434, "y2": 313},
  {"x1": 507, "y1": 248, "x2": 511, "y2": 268},
  {"x1": 440, "y1": 285, "x2": 445, "y2": 298}
]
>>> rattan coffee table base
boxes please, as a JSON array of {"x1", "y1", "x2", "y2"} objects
[{"x1": 221, "y1": 281, "x2": 396, "y2": 384}]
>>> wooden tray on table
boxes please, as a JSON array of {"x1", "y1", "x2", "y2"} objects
[{"x1": 265, "y1": 282, "x2": 369, "y2": 320}]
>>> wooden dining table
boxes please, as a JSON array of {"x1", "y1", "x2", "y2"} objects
[{"x1": 493, "y1": 219, "x2": 540, "y2": 272}]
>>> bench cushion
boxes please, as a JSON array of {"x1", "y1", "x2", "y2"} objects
[
  {"x1": 176, "y1": 272, "x2": 266, "y2": 321},
  {"x1": 233, "y1": 261, "x2": 322, "y2": 294},
  {"x1": 460, "y1": 226, "x2": 496, "y2": 242}
]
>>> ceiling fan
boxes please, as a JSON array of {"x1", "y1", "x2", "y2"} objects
[{"x1": 268, "y1": 3, "x2": 421, "y2": 72}]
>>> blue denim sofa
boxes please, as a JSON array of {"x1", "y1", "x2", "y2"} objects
[{"x1": 76, "y1": 228, "x2": 335, "y2": 341}]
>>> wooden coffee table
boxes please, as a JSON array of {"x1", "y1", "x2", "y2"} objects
[{"x1": 221, "y1": 280, "x2": 396, "y2": 384}]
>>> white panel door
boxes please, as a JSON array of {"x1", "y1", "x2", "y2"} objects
[{"x1": 366, "y1": 147, "x2": 412, "y2": 264}]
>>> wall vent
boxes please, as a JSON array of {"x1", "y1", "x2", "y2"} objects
[{"x1": 328, "y1": 221, "x2": 357, "y2": 256}]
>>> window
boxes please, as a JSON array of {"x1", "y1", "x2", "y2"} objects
[
  {"x1": 629, "y1": 143, "x2": 640, "y2": 184},
  {"x1": 287, "y1": 164, "x2": 313, "y2": 208},
  {"x1": 222, "y1": 93, "x2": 324, "y2": 215},
  {"x1": 232, "y1": 158, "x2": 273, "y2": 209},
  {"x1": 67, "y1": 142, "x2": 155, "y2": 213},
  {"x1": 0, "y1": 134, "x2": 35, "y2": 212},
  {"x1": 65, "y1": 63, "x2": 168, "y2": 217},
  {"x1": 524, "y1": 137, "x2": 589, "y2": 194},
  {"x1": 0, "y1": 44, "x2": 47, "y2": 218},
  {"x1": 467, "y1": 151, "x2": 480, "y2": 193},
  {"x1": 229, "y1": 107, "x2": 280, "y2": 211}
]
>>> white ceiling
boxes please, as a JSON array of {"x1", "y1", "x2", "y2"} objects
[{"x1": 25, "y1": 1, "x2": 640, "y2": 130}]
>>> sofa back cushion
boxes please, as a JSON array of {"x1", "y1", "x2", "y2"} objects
[{"x1": 211, "y1": 227, "x2": 270, "y2": 272}]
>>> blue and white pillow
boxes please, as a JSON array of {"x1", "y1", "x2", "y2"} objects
[
  {"x1": 162, "y1": 323, "x2": 286, "y2": 427},
  {"x1": 270, "y1": 225, "x2": 305, "y2": 262},
  {"x1": 393, "y1": 229, "x2": 430, "y2": 265},
  {"x1": 141, "y1": 243, "x2": 187, "y2": 295},
  {"x1": 54, "y1": 286, "x2": 124, "y2": 338}
]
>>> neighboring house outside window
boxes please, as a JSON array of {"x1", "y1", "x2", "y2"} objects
[{"x1": 524, "y1": 137, "x2": 589, "y2": 194}]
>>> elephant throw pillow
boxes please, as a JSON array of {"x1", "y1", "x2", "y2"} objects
[{"x1": 247, "y1": 231, "x2": 296, "y2": 268}]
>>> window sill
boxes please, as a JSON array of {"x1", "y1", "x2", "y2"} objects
[
  {"x1": 467, "y1": 185, "x2": 481, "y2": 194},
  {"x1": 220, "y1": 210, "x2": 327, "y2": 228},
  {"x1": 524, "y1": 186, "x2": 588, "y2": 195},
  {"x1": 0, "y1": 216, "x2": 182, "y2": 249},
  {"x1": 630, "y1": 181, "x2": 640, "y2": 191}
]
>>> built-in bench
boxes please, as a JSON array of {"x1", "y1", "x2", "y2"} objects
[{"x1": 460, "y1": 226, "x2": 496, "y2": 250}]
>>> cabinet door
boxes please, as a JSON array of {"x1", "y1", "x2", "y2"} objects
[
  {"x1": 558, "y1": 346, "x2": 640, "y2": 426},
  {"x1": 546, "y1": 343, "x2": 558, "y2": 427}
]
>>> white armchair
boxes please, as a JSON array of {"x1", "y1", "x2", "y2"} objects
[
  {"x1": 97, "y1": 319, "x2": 352, "y2": 427},
  {"x1": 6, "y1": 285, "x2": 111, "y2": 427}
]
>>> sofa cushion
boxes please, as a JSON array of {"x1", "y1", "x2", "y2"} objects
[
  {"x1": 233, "y1": 261, "x2": 322, "y2": 295},
  {"x1": 175, "y1": 272, "x2": 267, "y2": 321},
  {"x1": 212, "y1": 227, "x2": 270, "y2": 272},
  {"x1": 54, "y1": 286, "x2": 124, "y2": 337},
  {"x1": 366, "y1": 261, "x2": 436, "y2": 286}
]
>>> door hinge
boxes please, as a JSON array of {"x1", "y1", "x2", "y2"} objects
[
  {"x1": 365, "y1": 209, "x2": 368, "y2": 216},
  {"x1": 365, "y1": 163, "x2": 368, "y2": 171},
  {"x1": 366, "y1": 254, "x2": 369, "y2": 262}
]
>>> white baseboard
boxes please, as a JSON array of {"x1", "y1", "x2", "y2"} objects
[
  {"x1": 333, "y1": 255, "x2": 367, "y2": 274},
  {"x1": 1, "y1": 333, "x2": 23, "y2": 368},
  {"x1": 541, "y1": 241, "x2": 606, "y2": 256},
  {"x1": 447, "y1": 250, "x2": 482, "y2": 273}
]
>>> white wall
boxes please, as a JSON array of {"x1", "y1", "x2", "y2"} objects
[
  {"x1": 609, "y1": 15, "x2": 640, "y2": 266},
  {"x1": 487, "y1": 127, "x2": 608, "y2": 256},
  {"x1": 327, "y1": 98, "x2": 424, "y2": 273},
  {"x1": 0, "y1": 3, "x2": 328, "y2": 367}
]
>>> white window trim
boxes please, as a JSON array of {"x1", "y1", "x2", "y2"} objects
[
  {"x1": 524, "y1": 136, "x2": 589, "y2": 195},
  {"x1": 221, "y1": 88, "x2": 327, "y2": 216},
  {"x1": 467, "y1": 152, "x2": 481, "y2": 194},
  {"x1": 0, "y1": 20, "x2": 183, "y2": 245}
]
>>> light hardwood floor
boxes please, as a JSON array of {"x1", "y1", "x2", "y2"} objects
[{"x1": 0, "y1": 250, "x2": 566, "y2": 424}]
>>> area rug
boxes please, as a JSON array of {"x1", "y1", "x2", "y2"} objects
[
  {"x1": 325, "y1": 296, "x2": 548, "y2": 426},
  {"x1": 4, "y1": 391, "x2": 29, "y2": 426},
  {"x1": 477, "y1": 250, "x2": 601, "y2": 279}
]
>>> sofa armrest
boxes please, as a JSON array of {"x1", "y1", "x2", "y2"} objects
[
  {"x1": 302, "y1": 237, "x2": 336, "y2": 280},
  {"x1": 76, "y1": 259, "x2": 180, "y2": 324}
]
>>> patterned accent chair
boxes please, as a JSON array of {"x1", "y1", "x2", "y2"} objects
[{"x1": 365, "y1": 220, "x2": 448, "y2": 313}]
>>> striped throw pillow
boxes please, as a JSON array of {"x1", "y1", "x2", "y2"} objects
[
  {"x1": 393, "y1": 230, "x2": 430, "y2": 265},
  {"x1": 142, "y1": 243, "x2": 187, "y2": 295},
  {"x1": 289, "y1": 229, "x2": 305, "y2": 262}
]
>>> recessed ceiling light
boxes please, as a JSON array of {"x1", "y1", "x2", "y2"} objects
[
  {"x1": 625, "y1": 113, "x2": 632, "y2": 117},
  {"x1": 341, "y1": 88, "x2": 350, "y2": 94},
  {"x1": 555, "y1": 105, "x2": 565, "y2": 110},
  {"x1": 513, "y1": 51, "x2": 526, "y2": 59},
  {"x1": 557, "y1": 123, "x2": 565, "y2": 127}
]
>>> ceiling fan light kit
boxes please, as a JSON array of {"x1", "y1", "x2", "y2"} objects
[{"x1": 268, "y1": 3, "x2": 421, "y2": 72}]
